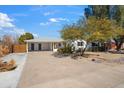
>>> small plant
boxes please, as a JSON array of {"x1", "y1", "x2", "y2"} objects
[{"x1": 57, "y1": 44, "x2": 72, "y2": 54}]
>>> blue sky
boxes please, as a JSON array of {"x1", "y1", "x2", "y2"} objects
[{"x1": 0, "y1": 5, "x2": 88, "y2": 39}]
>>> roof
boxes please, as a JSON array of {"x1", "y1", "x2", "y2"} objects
[{"x1": 25, "y1": 38, "x2": 64, "y2": 43}]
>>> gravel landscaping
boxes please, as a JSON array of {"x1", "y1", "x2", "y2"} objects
[{"x1": 0, "y1": 53, "x2": 27, "y2": 88}]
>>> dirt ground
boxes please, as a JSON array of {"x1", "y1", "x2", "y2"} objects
[{"x1": 18, "y1": 51, "x2": 124, "y2": 88}]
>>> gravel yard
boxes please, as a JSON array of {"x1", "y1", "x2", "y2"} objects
[
  {"x1": 17, "y1": 52, "x2": 124, "y2": 88},
  {"x1": 0, "y1": 53, "x2": 27, "y2": 88}
]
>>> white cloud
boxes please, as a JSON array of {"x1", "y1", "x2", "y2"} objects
[
  {"x1": 33, "y1": 33, "x2": 39, "y2": 38},
  {"x1": 0, "y1": 13, "x2": 15, "y2": 28},
  {"x1": 40, "y1": 17, "x2": 69, "y2": 26},
  {"x1": 0, "y1": 12, "x2": 28, "y2": 37},
  {"x1": 49, "y1": 18, "x2": 59, "y2": 22},
  {"x1": 40, "y1": 22, "x2": 50, "y2": 26},
  {"x1": 49, "y1": 18, "x2": 69, "y2": 23},
  {"x1": 13, "y1": 28, "x2": 25, "y2": 35},
  {"x1": 0, "y1": 12, "x2": 39, "y2": 39},
  {"x1": 0, "y1": 13, "x2": 13, "y2": 22}
]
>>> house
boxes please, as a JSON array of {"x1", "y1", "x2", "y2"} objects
[
  {"x1": 25, "y1": 38, "x2": 64, "y2": 53},
  {"x1": 69, "y1": 40, "x2": 87, "y2": 52}
]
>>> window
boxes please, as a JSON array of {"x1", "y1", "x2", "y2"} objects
[
  {"x1": 31, "y1": 43, "x2": 34, "y2": 50},
  {"x1": 38, "y1": 44, "x2": 42, "y2": 50},
  {"x1": 78, "y1": 42, "x2": 84, "y2": 46},
  {"x1": 58, "y1": 43, "x2": 61, "y2": 47}
]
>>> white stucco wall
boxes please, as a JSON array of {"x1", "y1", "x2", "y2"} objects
[
  {"x1": 28, "y1": 42, "x2": 64, "y2": 51},
  {"x1": 28, "y1": 42, "x2": 53, "y2": 51},
  {"x1": 41, "y1": 42, "x2": 52, "y2": 51}
]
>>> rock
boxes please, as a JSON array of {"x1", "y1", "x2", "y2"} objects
[
  {"x1": 92, "y1": 59, "x2": 95, "y2": 61},
  {"x1": 97, "y1": 54, "x2": 100, "y2": 56},
  {"x1": 0, "y1": 59, "x2": 17, "y2": 72}
]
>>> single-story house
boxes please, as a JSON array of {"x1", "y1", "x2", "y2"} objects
[{"x1": 25, "y1": 38, "x2": 64, "y2": 53}]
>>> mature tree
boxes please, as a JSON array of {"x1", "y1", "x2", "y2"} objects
[
  {"x1": 86, "y1": 5, "x2": 124, "y2": 24},
  {"x1": 110, "y1": 6, "x2": 124, "y2": 50},
  {"x1": 18, "y1": 32, "x2": 34, "y2": 44},
  {"x1": 114, "y1": 29, "x2": 124, "y2": 50},
  {"x1": 83, "y1": 17, "x2": 121, "y2": 42},
  {"x1": 89, "y1": 5, "x2": 110, "y2": 19},
  {"x1": 60, "y1": 16, "x2": 123, "y2": 54},
  {"x1": 84, "y1": 5, "x2": 124, "y2": 51}
]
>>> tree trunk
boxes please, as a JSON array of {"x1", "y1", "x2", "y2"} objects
[
  {"x1": 114, "y1": 36, "x2": 124, "y2": 51},
  {"x1": 81, "y1": 44, "x2": 88, "y2": 56},
  {"x1": 117, "y1": 40, "x2": 123, "y2": 51}
]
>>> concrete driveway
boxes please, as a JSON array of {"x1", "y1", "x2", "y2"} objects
[{"x1": 18, "y1": 51, "x2": 124, "y2": 88}]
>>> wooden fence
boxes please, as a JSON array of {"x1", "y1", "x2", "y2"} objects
[
  {"x1": 13, "y1": 44, "x2": 26, "y2": 53},
  {"x1": 0, "y1": 44, "x2": 2, "y2": 57}
]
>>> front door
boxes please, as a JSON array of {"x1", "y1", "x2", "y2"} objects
[
  {"x1": 31, "y1": 43, "x2": 34, "y2": 51},
  {"x1": 38, "y1": 44, "x2": 41, "y2": 50}
]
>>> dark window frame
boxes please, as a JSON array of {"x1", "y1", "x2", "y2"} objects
[{"x1": 77, "y1": 42, "x2": 84, "y2": 46}]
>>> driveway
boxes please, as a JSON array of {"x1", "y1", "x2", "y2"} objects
[{"x1": 18, "y1": 51, "x2": 124, "y2": 88}]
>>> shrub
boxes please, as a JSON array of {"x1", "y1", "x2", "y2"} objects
[{"x1": 57, "y1": 44, "x2": 72, "y2": 54}]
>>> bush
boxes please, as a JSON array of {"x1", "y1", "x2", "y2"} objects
[{"x1": 57, "y1": 44, "x2": 72, "y2": 54}]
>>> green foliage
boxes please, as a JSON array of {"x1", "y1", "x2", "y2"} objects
[
  {"x1": 60, "y1": 16, "x2": 122, "y2": 43},
  {"x1": 90, "y1": 5, "x2": 124, "y2": 28},
  {"x1": 60, "y1": 24, "x2": 83, "y2": 40},
  {"x1": 118, "y1": 6, "x2": 124, "y2": 27},
  {"x1": 83, "y1": 17, "x2": 121, "y2": 42},
  {"x1": 18, "y1": 32, "x2": 34, "y2": 44},
  {"x1": 60, "y1": 5, "x2": 124, "y2": 51},
  {"x1": 57, "y1": 44, "x2": 72, "y2": 54},
  {"x1": 90, "y1": 5, "x2": 110, "y2": 19}
]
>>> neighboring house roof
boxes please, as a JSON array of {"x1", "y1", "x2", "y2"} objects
[{"x1": 25, "y1": 38, "x2": 64, "y2": 43}]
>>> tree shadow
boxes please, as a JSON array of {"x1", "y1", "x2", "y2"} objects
[
  {"x1": 52, "y1": 52, "x2": 101, "y2": 60},
  {"x1": 51, "y1": 52, "x2": 70, "y2": 58}
]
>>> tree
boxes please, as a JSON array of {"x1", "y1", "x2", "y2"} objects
[
  {"x1": 85, "y1": 5, "x2": 124, "y2": 51},
  {"x1": 2, "y1": 35, "x2": 14, "y2": 53},
  {"x1": 119, "y1": 6, "x2": 124, "y2": 27},
  {"x1": 18, "y1": 32, "x2": 34, "y2": 44},
  {"x1": 83, "y1": 17, "x2": 121, "y2": 42},
  {"x1": 60, "y1": 16, "x2": 122, "y2": 54},
  {"x1": 84, "y1": 6, "x2": 92, "y2": 19},
  {"x1": 114, "y1": 30, "x2": 124, "y2": 50},
  {"x1": 89, "y1": 5, "x2": 110, "y2": 19},
  {"x1": 110, "y1": 6, "x2": 121, "y2": 24},
  {"x1": 60, "y1": 24, "x2": 83, "y2": 40},
  {"x1": 109, "y1": 6, "x2": 124, "y2": 50}
]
